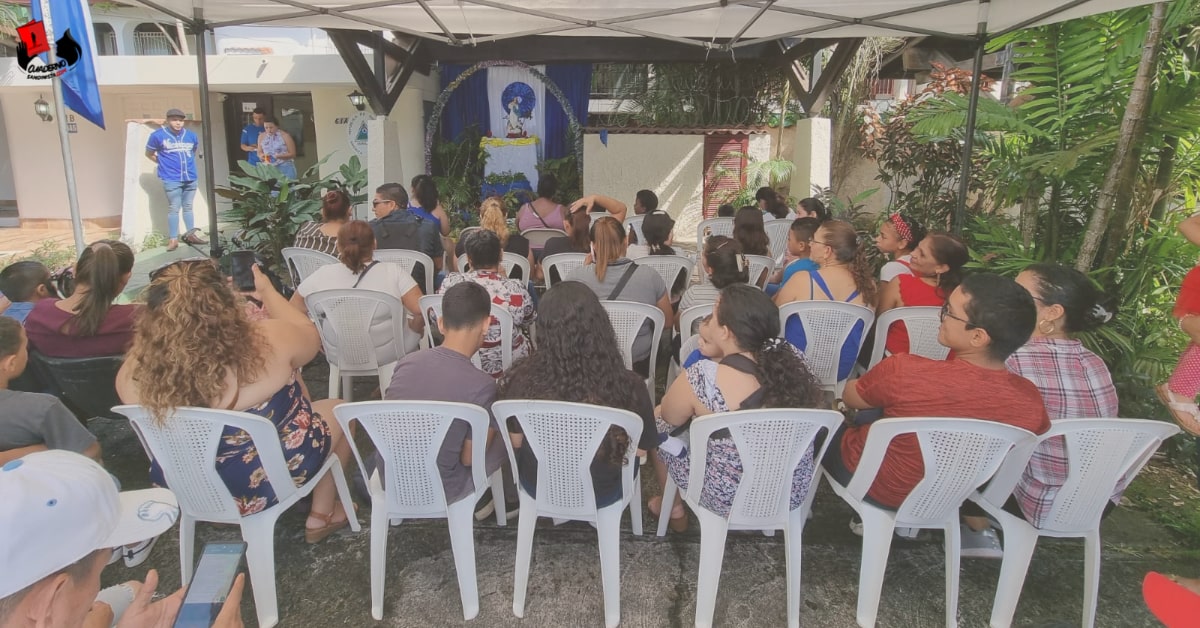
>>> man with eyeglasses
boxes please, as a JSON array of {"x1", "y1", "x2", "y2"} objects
[
  {"x1": 823, "y1": 273, "x2": 1051, "y2": 558},
  {"x1": 369, "y1": 182, "x2": 444, "y2": 291}
]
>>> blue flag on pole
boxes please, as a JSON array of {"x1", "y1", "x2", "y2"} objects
[{"x1": 28, "y1": 0, "x2": 105, "y2": 129}]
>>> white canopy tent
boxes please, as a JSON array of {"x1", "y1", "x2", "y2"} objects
[
  {"x1": 99, "y1": 0, "x2": 1161, "y2": 251},
  {"x1": 124, "y1": 0, "x2": 1150, "y2": 44}
]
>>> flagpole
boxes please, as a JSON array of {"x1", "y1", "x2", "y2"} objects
[{"x1": 39, "y1": 0, "x2": 86, "y2": 256}]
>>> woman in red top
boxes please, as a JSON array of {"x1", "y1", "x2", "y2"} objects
[
  {"x1": 24, "y1": 240, "x2": 139, "y2": 358},
  {"x1": 874, "y1": 232, "x2": 967, "y2": 356}
]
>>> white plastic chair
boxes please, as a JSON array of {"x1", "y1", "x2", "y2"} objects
[
  {"x1": 657, "y1": 409, "x2": 843, "y2": 627},
  {"x1": 306, "y1": 289, "x2": 410, "y2": 401},
  {"x1": 625, "y1": 214, "x2": 646, "y2": 244},
  {"x1": 867, "y1": 306, "x2": 948, "y2": 368},
  {"x1": 115, "y1": 404, "x2": 359, "y2": 628},
  {"x1": 972, "y1": 418, "x2": 1180, "y2": 628},
  {"x1": 542, "y1": 252, "x2": 588, "y2": 289},
  {"x1": 490, "y1": 400, "x2": 645, "y2": 628},
  {"x1": 419, "y1": 294, "x2": 516, "y2": 372},
  {"x1": 823, "y1": 417, "x2": 1038, "y2": 628},
  {"x1": 281, "y1": 247, "x2": 338, "y2": 287},
  {"x1": 745, "y1": 254, "x2": 776, "y2": 289},
  {"x1": 636, "y1": 255, "x2": 693, "y2": 295},
  {"x1": 778, "y1": 301, "x2": 875, "y2": 399},
  {"x1": 455, "y1": 252, "x2": 531, "y2": 282},
  {"x1": 696, "y1": 217, "x2": 734, "y2": 245},
  {"x1": 521, "y1": 228, "x2": 567, "y2": 250},
  {"x1": 678, "y1": 303, "x2": 713, "y2": 337},
  {"x1": 601, "y1": 300, "x2": 666, "y2": 404},
  {"x1": 666, "y1": 334, "x2": 702, "y2": 390},
  {"x1": 765, "y1": 219, "x2": 792, "y2": 261},
  {"x1": 333, "y1": 401, "x2": 506, "y2": 621},
  {"x1": 373, "y1": 248, "x2": 435, "y2": 295}
]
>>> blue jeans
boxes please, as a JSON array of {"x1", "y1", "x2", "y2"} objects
[
  {"x1": 276, "y1": 161, "x2": 297, "y2": 180},
  {"x1": 162, "y1": 179, "x2": 197, "y2": 239}
]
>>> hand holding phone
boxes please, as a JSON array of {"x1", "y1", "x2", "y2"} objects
[
  {"x1": 172, "y1": 542, "x2": 246, "y2": 628},
  {"x1": 228, "y1": 252, "x2": 257, "y2": 293}
]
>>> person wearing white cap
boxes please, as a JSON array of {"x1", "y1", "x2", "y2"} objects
[{"x1": 0, "y1": 450, "x2": 244, "y2": 628}]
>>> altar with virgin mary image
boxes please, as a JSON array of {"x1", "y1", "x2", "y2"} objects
[{"x1": 435, "y1": 62, "x2": 590, "y2": 201}]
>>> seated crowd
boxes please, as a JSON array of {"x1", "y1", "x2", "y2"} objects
[{"x1": 0, "y1": 181, "x2": 1140, "y2": 623}]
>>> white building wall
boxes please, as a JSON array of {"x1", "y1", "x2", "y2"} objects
[
  {"x1": 0, "y1": 101, "x2": 15, "y2": 203},
  {"x1": 583, "y1": 133, "x2": 706, "y2": 242}
]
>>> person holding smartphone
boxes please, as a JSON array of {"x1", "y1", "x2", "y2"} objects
[{"x1": 0, "y1": 450, "x2": 245, "y2": 628}]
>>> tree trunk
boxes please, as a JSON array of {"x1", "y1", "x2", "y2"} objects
[
  {"x1": 1075, "y1": 1, "x2": 1167, "y2": 272},
  {"x1": 1019, "y1": 184, "x2": 1039, "y2": 249},
  {"x1": 1150, "y1": 135, "x2": 1179, "y2": 221}
]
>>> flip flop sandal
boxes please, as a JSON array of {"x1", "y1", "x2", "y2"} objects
[
  {"x1": 1155, "y1": 383, "x2": 1200, "y2": 436},
  {"x1": 1144, "y1": 571, "x2": 1200, "y2": 627}
]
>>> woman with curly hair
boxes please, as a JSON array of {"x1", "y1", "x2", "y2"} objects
[
  {"x1": 775, "y1": 219, "x2": 878, "y2": 382},
  {"x1": 498, "y1": 281, "x2": 656, "y2": 507},
  {"x1": 25, "y1": 239, "x2": 138, "y2": 358},
  {"x1": 653, "y1": 284, "x2": 824, "y2": 532},
  {"x1": 293, "y1": 188, "x2": 352, "y2": 257},
  {"x1": 116, "y1": 260, "x2": 354, "y2": 543}
]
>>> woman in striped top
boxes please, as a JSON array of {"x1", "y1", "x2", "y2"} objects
[
  {"x1": 292, "y1": 189, "x2": 351, "y2": 257},
  {"x1": 676, "y1": 236, "x2": 749, "y2": 332}
]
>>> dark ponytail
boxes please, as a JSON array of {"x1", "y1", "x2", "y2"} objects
[
  {"x1": 717, "y1": 284, "x2": 822, "y2": 409},
  {"x1": 1025, "y1": 263, "x2": 1116, "y2": 333},
  {"x1": 823, "y1": 221, "x2": 877, "y2": 308},
  {"x1": 68, "y1": 240, "x2": 134, "y2": 337}
]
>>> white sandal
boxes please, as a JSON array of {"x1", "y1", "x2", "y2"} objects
[{"x1": 1155, "y1": 383, "x2": 1200, "y2": 436}]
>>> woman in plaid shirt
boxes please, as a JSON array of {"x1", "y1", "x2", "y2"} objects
[{"x1": 1007, "y1": 263, "x2": 1120, "y2": 527}]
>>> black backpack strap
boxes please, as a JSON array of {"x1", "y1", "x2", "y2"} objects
[
  {"x1": 351, "y1": 261, "x2": 380, "y2": 289},
  {"x1": 607, "y1": 262, "x2": 639, "y2": 301}
]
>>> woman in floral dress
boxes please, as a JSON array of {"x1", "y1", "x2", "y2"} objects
[
  {"x1": 117, "y1": 259, "x2": 354, "y2": 544},
  {"x1": 652, "y1": 284, "x2": 824, "y2": 531}
]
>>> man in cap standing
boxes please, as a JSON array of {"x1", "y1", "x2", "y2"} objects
[{"x1": 145, "y1": 108, "x2": 207, "y2": 252}]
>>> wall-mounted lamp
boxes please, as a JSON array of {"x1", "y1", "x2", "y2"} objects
[
  {"x1": 34, "y1": 95, "x2": 53, "y2": 122},
  {"x1": 347, "y1": 90, "x2": 367, "y2": 112}
]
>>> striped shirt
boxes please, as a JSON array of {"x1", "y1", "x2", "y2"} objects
[
  {"x1": 1006, "y1": 337, "x2": 1121, "y2": 527},
  {"x1": 293, "y1": 221, "x2": 338, "y2": 257}
]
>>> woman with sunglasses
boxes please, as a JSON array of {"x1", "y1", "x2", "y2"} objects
[
  {"x1": 116, "y1": 260, "x2": 356, "y2": 543},
  {"x1": 653, "y1": 284, "x2": 824, "y2": 531},
  {"x1": 874, "y1": 232, "x2": 968, "y2": 355},
  {"x1": 774, "y1": 220, "x2": 877, "y2": 382},
  {"x1": 24, "y1": 240, "x2": 138, "y2": 359}
]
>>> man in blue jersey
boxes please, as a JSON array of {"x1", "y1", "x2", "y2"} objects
[
  {"x1": 238, "y1": 107, "x2": 266, "y2": 166},
  {"x1": 145, "y1": 108, "x2": 207, "y2": 251}
]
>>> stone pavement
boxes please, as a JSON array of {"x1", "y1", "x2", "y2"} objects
[{"x1": 94, "y1": 397, "x2": 1189, "y2": 627}]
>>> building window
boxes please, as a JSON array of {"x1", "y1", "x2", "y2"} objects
[
  {"x1": 93, "y1": 23, "x2": 118, "y2": 56},
  {"x1": 132, "y1": 23, "x2": 181, "y2": 55}
]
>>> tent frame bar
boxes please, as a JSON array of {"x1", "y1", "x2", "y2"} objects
[
  {"x1": 192, "y1": 9, "x2": 222, "y2": 259},
  {"x1": 952, "y1": 0, "x2": 990, "y2": 234}
]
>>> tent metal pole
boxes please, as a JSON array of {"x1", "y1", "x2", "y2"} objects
[
  {"x1": 39, "y1": 0, "x2": 85, "y2": 256},
  {"x1": 953, "y1": 0, "x2": 989, "y2": 235},
  {"x1": 193, "y1": 9, "x2": 221, "y2": 259}
]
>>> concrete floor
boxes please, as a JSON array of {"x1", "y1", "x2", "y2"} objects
[{"x1": 93, "y1": 387, "x2": 1193, "y2": 627}]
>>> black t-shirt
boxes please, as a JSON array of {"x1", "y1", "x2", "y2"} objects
[{"x1": 502, "y1": 369, "x2": 656, "y2": 505}]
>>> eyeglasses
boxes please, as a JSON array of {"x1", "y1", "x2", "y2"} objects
[
  {"x1": 807, "y1": 238, "x2": 832, "y2": 247},
  {"x1": 939, "y1": 301, "x2": 976, "y2": 329},
  {"x1": 371, "y1": 199, "x2": 394, "y2": 206}
]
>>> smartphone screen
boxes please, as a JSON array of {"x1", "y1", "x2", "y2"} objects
[
  {"x1": 173, "y1": 542, "x2": 246, "y2": 628},
  {"x1": 229, "y1": 251, "x2": 257, "y2": 292}
]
